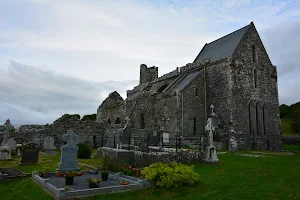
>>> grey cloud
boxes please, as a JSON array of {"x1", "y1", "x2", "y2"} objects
[
  {"x1": 0, "y1": 61, "x2": 138, "y2": 124},
  {"x1": 260, "y1": 20, "x2": 300, "y2": 105}
]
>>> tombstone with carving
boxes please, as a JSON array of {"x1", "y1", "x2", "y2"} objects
[
  {"x1": 57, "y1": 130, "x2": 80, "y2": 172},
  {"x1": 229, "y1": 127, "x2": 238, "y2": 153},
  {"x1": 204, "y1": 105, "x2": 219, "y2": 163}
]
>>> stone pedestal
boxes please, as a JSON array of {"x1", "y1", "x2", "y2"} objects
[
  {"x1": 204, "y1": 145, "x2": 219, "y2": 163},
  {"x1": 0, "y1": 145, "x2": 11, "y2": 160}
]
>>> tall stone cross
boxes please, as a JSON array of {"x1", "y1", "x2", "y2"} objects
[{"x1": 210, "y1": 104, "x2": 214, "y2": 114}]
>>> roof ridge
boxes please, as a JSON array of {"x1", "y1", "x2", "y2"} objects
[{"x1": 206, "y1": 23, "x2": 250, "y2": 45}]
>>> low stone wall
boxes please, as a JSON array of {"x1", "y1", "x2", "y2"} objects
[
  {"x1": 282, "y1": 136, "x2": 300, "y2": 145},
  {"x1": 98, "y1": 147, "x2": 204, "y2": 167}
]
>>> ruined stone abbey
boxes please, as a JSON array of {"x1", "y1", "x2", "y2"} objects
[{"x1": 97, "y1": 22, "x2": 282, "y2": 150}]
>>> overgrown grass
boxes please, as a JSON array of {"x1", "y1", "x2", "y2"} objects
[{"x1": 0, "y1": 152, "x2": 299, "y2": 200}]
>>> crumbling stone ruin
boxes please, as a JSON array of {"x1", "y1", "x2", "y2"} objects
[{"x1": 97, "y1": 22, "x2": 281, "y2": 150}]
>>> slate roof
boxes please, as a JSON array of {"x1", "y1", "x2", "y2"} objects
[
  {"x1": 193, "y1": 23, "x2": 251, "y2": 63},
  {"x1": 164, "y1": 69, "x2": 201, "y2": 92}
]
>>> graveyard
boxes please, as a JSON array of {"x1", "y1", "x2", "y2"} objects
[{"x1": 0, "y1": 117, "x2": 299, "y2": 200}]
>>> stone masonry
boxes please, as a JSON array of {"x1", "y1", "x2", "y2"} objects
[{"x1": 96, "y1": 22, "x2": 281, "y2": 150}]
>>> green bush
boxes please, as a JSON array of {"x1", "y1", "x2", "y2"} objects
[
  {"x1": 77, "y1": 143, "x2": 92, "y2": 159},
  {"x1": 141, "y1": 162, "x2": 200, "y2": 188},
  {"x1": 11, "y1": 150, "x2": 17, "y2": 156}
]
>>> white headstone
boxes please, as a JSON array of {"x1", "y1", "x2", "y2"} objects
[
  {"x1": 7, "y1": 138, "x2": 17, "y2": 151},
  {"x1": 163, "y1": 132, "x2": 169, "y2": 143},
  {"x1": 57, "y1": 130, "x2": 80, "y2": 172},
  {"x1": 43, "y1": 136, "x2": 56, "y2": 150}
]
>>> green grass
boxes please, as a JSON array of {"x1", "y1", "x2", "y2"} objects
[
  {"x1": 283, "y1": 145, "x2": 300, "y2": 151},
  {"x1": 281, "y1": 118, "x2": 298, "y2": 135},
  {"x1": 1, "y1": 152, "x2": 300, "y2": 200}
]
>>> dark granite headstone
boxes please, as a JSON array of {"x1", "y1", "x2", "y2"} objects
[
  {"x1": 122, "y1": 126, "x2": 132, "y2": 145},
  {"x1": 20, "y1": 143, "x2": 40, "y2": 165}
]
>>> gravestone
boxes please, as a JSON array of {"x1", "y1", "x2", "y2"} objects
[
  {"x1": 43, "y1": 136, "x2": 56, "y2": 150},
  {"x1": 163, "y1": 132, "x2": 170, "y2": 144},
  {"x1": 20, "y1": 143, "x2": 40, "y2": 165},
  {"x1": 0, "y1": 131, "x2": 11, "y2": 160},
  {"x1": 106, "y1": 129, "x2": 122, "y2": 148},
  {"x1": 7, "y1": 138, "x2": 17, "y2": 151},
  {"x1": 122, "y1": 126, "x2": 132, "y2": 145},
  {"x1": 57, "y1": 130, "x2": 80, "y2": 172},
  {"x1": 204, "y1": 105, "x2": 219, "y2": 163},
  {"x1": 32, "y1": 138, "x2": 40, "y2": 146}
]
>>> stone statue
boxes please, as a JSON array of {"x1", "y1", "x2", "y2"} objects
[{"x1": 205, "y1": 118, "x2": 215, "y2": 147}]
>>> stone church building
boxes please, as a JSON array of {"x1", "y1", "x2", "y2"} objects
[{"x1": 97, "y1": 22, "x2": 281, "y2": 150}]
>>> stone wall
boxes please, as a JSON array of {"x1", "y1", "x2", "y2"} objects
[
  {"x1": 230, "y1": 24, "x2": 281, "y2": 150},
  {"x1": 96, "y1": 91, "x2": 126, "y2": 125}
]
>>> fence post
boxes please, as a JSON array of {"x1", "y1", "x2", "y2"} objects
[
  {"x1": 128, "y1": 136, "x2": 131, "y2": 150},
  {"x1": 199, "y1": 136, "x2": 201, "y2": 151},
  {"x1": 113, "y1": 135, "x2": 116, "y2": 148},
  {"x1": 147, "y1": 133, "x2": 150, "y2": 153},
  {"x1": 179, "y1": 136, "x2": 181, "y2": 150},
  {"x1": 176, "y1": 136, "x2": 178, "y2": 152}
]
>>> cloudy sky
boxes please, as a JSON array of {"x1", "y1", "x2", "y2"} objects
[{"x1": 0, "y1": 0, "x2": 299, "y2": 125}]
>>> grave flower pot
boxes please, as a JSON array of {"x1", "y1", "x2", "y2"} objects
[
  {"x1": 88, "y1": 178, "x2": 102, "y2": 188},
  {"x1": 101, "y1": 171, "x2": 109, "y2": 181},
  {"x1": 65, "y1": 177, "x2": 74, "y2": 185}
]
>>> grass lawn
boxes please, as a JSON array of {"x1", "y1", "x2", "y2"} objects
[
  {"x1": 281, "y1": 118, "x2": 299, "y2": 135},
  {"x1": 1, "y1": 152, "x2": 300, "y2": 200},
  {"x1": 283, "y1": 144, "x2": 300, "y2": 151}
]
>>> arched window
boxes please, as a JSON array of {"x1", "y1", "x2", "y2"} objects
[
  {"x1": 107, "y1": 119, "x2": 111, "y2": 124},
  {"x1": 252, "y1": 45, "x2": 257, "y2": 63},
  {"x1": 140, "y1": 113, "x2": 145, "y2": 129},
  {"x1": 195, "y1": 88, "x2": 198, "y2": 96},
  {"x1": 254, "y1": 69, "x2": 258, "y2": 88},
  {"x1": 115, "y1": 117, "x2": 121, "y2": 124}
]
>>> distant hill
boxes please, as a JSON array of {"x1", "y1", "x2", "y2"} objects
[{"x1": 280, "y1": 102, "x2": 300, "y2": 135}]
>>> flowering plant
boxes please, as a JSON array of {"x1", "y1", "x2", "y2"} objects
[
  {"x1": 88, "y1": 178, "x2": 102, "y2": 184},
  {"x1": 65, "y1": 171, "x2": 76, "y2": 178}
]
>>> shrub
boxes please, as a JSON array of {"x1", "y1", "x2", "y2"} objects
[
  {"x1": 77, "y1": 143, "x2": 92, "y2": 159},
  {"x1": 141, "y1": 162, "x2": 200, "y2": 188},
  {"x1": 101, "y1": 153, "x2": 124, "y2": 172},
  {"x1": 11, "y1": 150, "x2": 17, "y2": 156}
]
